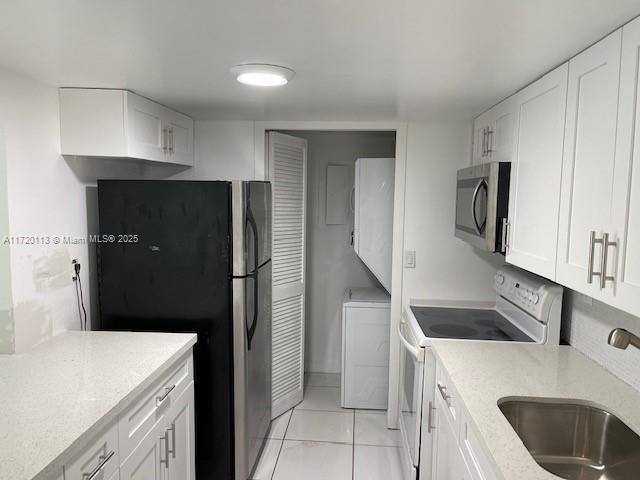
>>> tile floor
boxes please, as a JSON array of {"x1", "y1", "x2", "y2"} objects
[{"x1": 251, "y1": 373, "x2": 404, "y2": 480}]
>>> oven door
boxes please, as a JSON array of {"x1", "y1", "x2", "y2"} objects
[{"x1": 398, "y1": 317, "x2": 425, "y2": 474}]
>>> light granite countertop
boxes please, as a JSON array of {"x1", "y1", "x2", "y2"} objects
[
  {"x1": 0, "y1": 331, "x2": 197, "y2": 480},
  {"x1": 432, "y1": 341, "x2": 640, "y2": 480}
]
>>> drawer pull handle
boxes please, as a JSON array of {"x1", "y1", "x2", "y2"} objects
[
  {"x1": 82, "y1": 450, "x2": 115, "y2": 480},
  {"x1": 437, "y1": 383, "x2": 451, "y2": 403},
  {"x1": 156, "y1": 384, "x2": 176, "y2": 406}
]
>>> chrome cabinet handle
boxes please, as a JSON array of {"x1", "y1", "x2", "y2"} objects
[
  {"x1": 587, "y1": 231, "x2": 604, "y2": 284},
  {"x1": 482, "y1": 128, "x2": 488, "y2": 157},
  {"x1": 486, "y1": 128, "x2": 494, "y2": 156},
  {"x1": 160, "y1": 431, "x2": 170, "y2": 468},
  {"x1": 600, "y1": 232, "x2": 617, "y2": 289},
  {"x1": 167, "y1": 423, "x2": 176, "y2": 458},
  {"x1": 437, "y1": 383, "x2": 451, "y2": 403},
  {"x1": 168, "y1": 127, "x2": 175, "y2": 154},
  {"x1": 427, "y1": 401, "x2": 436, "y2": 433},
  {"x1": 82, "y1": 450, "x2": 115, "y2": 480},
  {"x1": 162, "y1": 128, "x2": 169, "y2": 153},
  {"x1": 156, "y1": 384, "x2": 176, "y2": 406}
]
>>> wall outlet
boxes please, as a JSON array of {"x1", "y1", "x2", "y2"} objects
[{"x1": 404, "y1": 250, "x2": 416, "y2": 268}]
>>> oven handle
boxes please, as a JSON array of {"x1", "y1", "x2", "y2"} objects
[{"x1": 398, "y1": 323, "x2": 424, "y2": 363}]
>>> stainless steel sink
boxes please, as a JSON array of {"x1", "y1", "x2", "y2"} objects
[{"x1": 498, "y1": 398, "x2": 640, "y2": 480}]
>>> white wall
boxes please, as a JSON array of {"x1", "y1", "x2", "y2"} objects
[
  {"x1": 0, "y1": 67, "x2": 257, "y2": 352},
  {"x1": 562, "y1": 291, "x2": 640, "y2": 392},
  {"x1": 0, "y1": 67, "x2": 90, "y2": 352},
  {"x1": 165, "y1": 120, "x2": 255, "y2": 181},
  {"x1": 401, "y1": 122, "x2": 502, "y2": 306},
  {"x1": 0, "y1": 129, "x2": 13, "y2": 353},
  {"x1": 283, "y1": 131, "x2": 396, "y2": 374}
]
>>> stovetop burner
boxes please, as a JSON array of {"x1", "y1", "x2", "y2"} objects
[
  {"x1": 409, "y1": 306, "x2": 535, "y2": 342},
  {"x1": 429, "y1": 324, "x2": 478, "y2": 338}
]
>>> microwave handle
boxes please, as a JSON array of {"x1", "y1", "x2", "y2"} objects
[{"x1": 471, "y1": 179, "x2": 487, "y2": 234}]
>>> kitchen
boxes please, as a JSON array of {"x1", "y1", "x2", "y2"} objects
[{"x1": 1, "y1": 1, "x2": 640, "y2": 480}]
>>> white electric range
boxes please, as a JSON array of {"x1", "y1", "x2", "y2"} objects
[{"x1": 397, "y1": 265, "x2": 563, "y2": 480}]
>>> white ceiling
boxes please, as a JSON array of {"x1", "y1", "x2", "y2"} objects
[{"x1": 1, "y1": 1, "x2": 639, "y2": 121}]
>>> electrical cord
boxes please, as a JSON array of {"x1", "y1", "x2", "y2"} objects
[
  {"x1": 74, "y1": 276, "x2": 83, "y2": 330},
  {"x1": 73, "y1": 260, "x2": 88, "y2": 331},
  {"x1": 78, "y1": 275, "x2": 87, "y2": 331}
]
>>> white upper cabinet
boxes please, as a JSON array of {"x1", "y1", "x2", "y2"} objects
[
  {"x1": 472, "y1": 111, "x2": 491, "y2": 165},
  {"x1": 556, "y1": 30, "x2": 622, "y2": 299},
  {"x1": 472, "y1": 99, "x2": 516, "y2": 165},
  {"x1": 506, "y1": 63, "x2": 568, "y2": 279},
  {"x1": 609, "y1": 17, "x2": 640, "y2": 317},
  {"x1": 60, "y1": 88, "x2": 194, "y2": 166}
]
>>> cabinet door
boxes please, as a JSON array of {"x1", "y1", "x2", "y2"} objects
[
  {"x1": 120, "y1": 419, "x2": 167, "y2": 480},
  {"x1": 125, "y1": 92, "x2": 167, "y2": 163},
  {"x1": 164, "y1": 109, "x2": 194, "y2": 166},
  {"x1": 610, "y1": 17, "x2": 640, "y2": 317},
  {"x1": 472, "y1": 111, "x2": 492, "y2": 165},
  {"x1": 432, "y1": 394, "x2": 464, "y2": 480},
  {"x1": 556, "y1": 29, "x2": 622, "y2": 297},
  {"x1": 487, "y1": 98, "x2": 516, "y2": 163},
  {"x1": 472, "y1": 119, "x2": 485, "y2": 165},
  {"x1": 166, "y1": 383, "x2": 196, "y2": 480},
  {"x1": 506, "y1": 63, "x2": 568, "y2": 279}
]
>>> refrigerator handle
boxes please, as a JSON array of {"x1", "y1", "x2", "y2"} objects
[{"x1": 246, "y1": 208, "x2": 260, "y2": 350}]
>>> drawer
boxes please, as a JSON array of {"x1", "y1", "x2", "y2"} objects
[
  {"x1": 118, "y1": 353, "x2": 193, "y2": 463},
  {"x1": 435, "y1": 361, "x2": 461, "y2": 435},
  {"x1": 64, "y1": 420, "x2": 119, "y2": 480}
]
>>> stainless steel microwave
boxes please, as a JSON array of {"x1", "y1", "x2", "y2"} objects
[{"x1": 455, "y1": 162, "x2": 511, "y2": 253}]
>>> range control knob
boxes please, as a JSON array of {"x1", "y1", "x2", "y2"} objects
[
  {"x1": 532, "y1": 294, "x2": 540, "y2": 305},
  {"x1": 495, "y1": 274, "x2": 505, "y2": 285}
]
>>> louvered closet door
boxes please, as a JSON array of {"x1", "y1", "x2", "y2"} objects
[{"x1": 268, "y1": 132, "x2": 308, "y2": 418}]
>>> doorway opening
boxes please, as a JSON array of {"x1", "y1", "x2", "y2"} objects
[{"x1": 268, "y1": 130, "x2": 396, "y2": 418}]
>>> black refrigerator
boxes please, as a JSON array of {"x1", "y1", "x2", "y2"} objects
[{"x1": 97, "y1": 180, "x2": 272, "y2": 480}]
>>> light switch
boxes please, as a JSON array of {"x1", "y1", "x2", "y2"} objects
[{"x1": 404, "y1": 250, "x2": 416, "y2": 268}]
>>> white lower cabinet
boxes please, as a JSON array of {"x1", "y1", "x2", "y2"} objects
[
  {"x1": 426, "y1": 359, "x2": 497, "y2": 480},
  {"x1": 120, "y1": 418, "x2": 167, "y2": 480},
  {"x1": 121, "y1": 383, "x2": 195, "y2": 480},
  {"x1": 165, "y1": 383, "x2": 196, "y2": 480},
  {"x1": 63, "y1": 420, "x2": 119, "y2": 480},
  {"x1": 63, "y1": 353, "x2": 195, "y2": 480},
  {"x1": 432, "y1": 392, "x2": 465, "y2": 480}
]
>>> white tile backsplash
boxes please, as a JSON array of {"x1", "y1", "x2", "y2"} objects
[{"x1": 562, "y1": 290, "x2": 640, "y2": 392}]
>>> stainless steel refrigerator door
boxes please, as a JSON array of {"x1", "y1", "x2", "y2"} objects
[
  {"x1": 247, "y1": 261, "x2": 272, "y2": 475},
  {"x1": 232, "y1": 181, "x2": 273, "y2": 480},
  {"x1": 233, "y1": 181, "x2": 272, "y2": 277}
]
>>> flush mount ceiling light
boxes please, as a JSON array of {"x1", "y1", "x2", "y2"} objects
[{"x1": 231, "y1": 64, "x2": 295, "y2": 87}]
